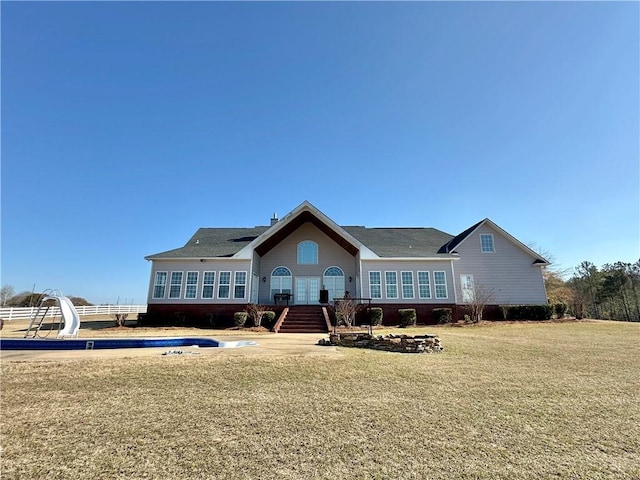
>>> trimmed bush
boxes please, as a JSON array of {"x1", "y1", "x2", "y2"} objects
[
  {"x1": 505, "y1": 305, "x2": 554, "y2": 321},
  {"x1": 369, "y1": 307, "x2": 384, "y2": 326},
  {"x1": 262, "y1": 311, "x2": 277, "y2": 328},
  {"x1": 398, "y1": 308, "x2": 417, "y2": 327},
  {"x1": 433, "y1": 308, "x2": 453, "y2": 324},
  {"x1": 233, "y1": 312, "x2": 248, "y2": 328}
]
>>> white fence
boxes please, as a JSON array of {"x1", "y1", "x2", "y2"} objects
[{"x1": 0, "y1": 305, "x2": 147, "y2": 321}]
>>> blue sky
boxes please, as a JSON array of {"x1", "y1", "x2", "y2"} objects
[{"x1": 2, "y1": 1, "x2": 638, "y2": 304}]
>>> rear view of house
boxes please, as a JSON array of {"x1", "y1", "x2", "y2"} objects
[{"x1": 144, "y1": 201, "x2": 548, "y2": 329}]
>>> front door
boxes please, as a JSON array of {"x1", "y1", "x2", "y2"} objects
[{"x1": 295, "y1": 277, "x2": 320, "y2": 305}]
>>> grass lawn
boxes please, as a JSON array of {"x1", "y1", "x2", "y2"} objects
[{"x1": 1, "y1": 321, "x2": 638, "y2": 479}]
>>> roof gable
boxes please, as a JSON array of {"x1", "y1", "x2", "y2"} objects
[{"x1": 440, "y1": 218, "x2": 549, "y2": 265}]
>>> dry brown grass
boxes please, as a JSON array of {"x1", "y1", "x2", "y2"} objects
[{"x1": 2, "y1": 321, "x2": 639, "y2": 479}]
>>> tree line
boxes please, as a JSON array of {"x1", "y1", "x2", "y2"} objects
[
  {"x1": 546, "y1": 260, "x2": 640, "y2": 322},
  {"x1": 0, "y1": 286, "x2": 92, "y2": 308}
]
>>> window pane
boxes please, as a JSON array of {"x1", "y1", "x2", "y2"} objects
[
  {"x1": 385, "y1": 272, "x2": 398, "y2": 299},
  {"x1": 297, "y1": 241, "x2": 318, "y2": 264},
  {"x1": 169, "y1": 272, "x2": 183, "y2": 299},
  {"x1": 480, "y1": 234, "x2": 494, "y2": 253},
  {"x1": 418, "y1": 271, "x2": 431, "y2": 299},
  {"x1": 234, "y1": 272, "x2": 246, "y2": 299},
  {"x1": 185, "y1": 271, "x2": 198, "y2": 299},
  {"x1": 153, "y1": 272, "x2": 167, "y2": 299},
  {"x1": 218, "y1": 272, "x2": 231, "y2": 299},
  {"x1": 401, "y1": 271, "x2": 414, "y2": 299},
  {"x1": 202, "y1": 272, "x2": 215, "y2": 299},
  {"x1": 369, "y1": 271, "x2": 381, "y2": 299},
  {"x1": 434, "y1": 271, "x2": 447, "y2": 299}
]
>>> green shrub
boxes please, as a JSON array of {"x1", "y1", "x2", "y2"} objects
[
  {"x1": 262, "y1": 311, "x2": 277, "y2": 328},
  {"x1": 369, "y1": 307, "x2": 383, "y2": 326},
  {"x1": 233, "y1": 312, "x2": 248, "y2": 328},
  {"x1": 433, "y1": 308, "x2": 453, "y2": 324},
  {"x1": 398, "y1": 308, "x2": 417, "y2": 327},
  {"x1": 554, "y1": 303, "x2": 568, "y2": 318},
  {"x1": 505, "y1": 305, "x2": 554, "y2": 321}
]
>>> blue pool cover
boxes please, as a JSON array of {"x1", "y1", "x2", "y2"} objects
[{"x1": 0, "y1": 337, "x2": 257, "y2": 350}]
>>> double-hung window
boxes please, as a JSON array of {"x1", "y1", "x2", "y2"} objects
[
  {"x1": 218, "y1": 271, "x2": 231, "y2": 299},
  {"x1": 369, "y1": 271, "x2": 382, "y2": 299},
  {"x1": 234, "y1": 272, "x2": 247, "y2": 299},
  {"x1": 153, "y1": 272, "x2": 167, "y2": 299},
  {"x1": 202, "y1": 271, "x2": 215, "y2": 299},
  {"x1": 185, "y1": 271, "x2": 199, "y2": 299},
  {"x1": 401, "y1": 271, "x2": 414, "y2": 299},
  {"x1": 434, "y1": 271, "x2": 448, "y2": 299},
  {"x1": 385, "y1": 272, "x2": 398, "y2": 299},
  {"x1": 169, "y1": 272, "x2": 183, "y2": 299},
  {"x1": 417, "y1": 271, "x2": 431, "y2": 299}
]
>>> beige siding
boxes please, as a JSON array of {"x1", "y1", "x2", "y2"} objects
[
  {"x1": 360, "y1": 260, "x2": 455, "y2": 304},
  {"x1": 147, "y1": 259, "x2": 251, "y2": 304},
  {"x1": 453, "y1": 224, "x2": 547, "y2": 304},
  {"x1": 258, "y1": 222, "x2": 358, "y2": 304}
]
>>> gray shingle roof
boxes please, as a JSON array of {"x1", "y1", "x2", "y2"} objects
[
  {"x1": 343, "y1": 227, "x2": 454, "y2": 257},
  {"x1": 145, "y1": 227, "x2": 269, "y2": 259},
  {"x1": 145, "y1": 225, "x2": 455, "y2": 260}
]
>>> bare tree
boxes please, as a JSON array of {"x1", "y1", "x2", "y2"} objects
[
  {"x1": 0, "y1": 285, "x2": 15, "y2": 307},
  {"x1": 245, "y1": 303, "x2": 270, "y2": 328},
  {"x1": 465, "y1": 283, "x2": 496, "y2": 323},
  {"x1": 333, "y1": 297, "x2": 361, "y2": 328},
  {"x1": 113, "y1": 313, "x2": 128, "y2": 327}
]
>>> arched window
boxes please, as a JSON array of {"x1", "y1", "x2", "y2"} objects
[
  {"x1": 323, "y1": 266, "x2": 345, "y2": 302},
  {"x1": 271, "y1": 266, "x2": 292, "y2": 300},
  {"x1": 297, "y1": 241, "x2": 318, "y2": 264}
]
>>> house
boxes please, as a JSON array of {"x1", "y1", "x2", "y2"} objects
[{"x1": 144, "y1": 201, "x2": 548, "y2": 330}]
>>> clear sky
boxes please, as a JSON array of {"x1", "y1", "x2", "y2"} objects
[{"x1": 2, "y1": 1, "x2": 638, "y2": 305}]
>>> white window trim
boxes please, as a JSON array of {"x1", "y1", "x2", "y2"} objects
[
  {"x1": 184, "y1": 271, "x2": 199, "y2": 299},
  {"x1": 480, "y1": 234, "x2": 495, "y2": 253},
  {"x1": 417, "y1": 271, "x2": 431, "y2": 299},
  {"x1": 169, "y1": 271, "x2": 183, "y2": 299},
  {"x1": 153, "y1": 271, "x2": 168, "y2": 299},
  {"x1": 369, "y1": 271, "x2": 382, "y2": 299},
  {"x1": 233, "y1": 271, "x2": 247, "y2": 299},
  {"x1": 401, "y1": 271, "x2": 415, "y2": 299},
  {"x1": 202, "y1": 271, "x2": 216, "y2": 299},
  {"x1": 218, "y1": 271, "x2": 231, "y2": 299},
  {"x1": 434, "y1": 271, "x2": 448, "y2": 299},
  {"x1": 297, "y1": 240, "x2": 319, "y2": 265},
  {"x1": 385, "y1": 271, "x2": 398, "y2": 299}
]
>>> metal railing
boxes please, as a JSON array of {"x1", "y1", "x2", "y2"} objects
[{"x1": 0, "y1": 304, "x2": 147, "y2": 321}]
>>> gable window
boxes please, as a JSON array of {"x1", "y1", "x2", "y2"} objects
[
  {"x1": 401, "y1": 271, "x2": 414, "y2": 299},
  {"x1": 153, "y1": 272, "x2": 167, "y2": 299},
  {"x1": 417, "y1": 271, "x2": 431, "y2": 299},
  {"x1": 234, "y1": 271, "x2": 247, "y2": 299},
  {"x1": 434, "y1": 271, "x2": 448, "y2": 299},
  {"x1": 202, "y1": 271, "x2": 215, "y2": 299},
  {"x1": 218, "y1": 271, "x2": 231, "y2": 299},
  {"x1": 169, "y1": 272, "x2": 183, "y2": 299},
  {"x1": 297, "y1": 241, "x2": 318, "y2": 264},
  {"x1": 324, "y1": 267, "x2": 345, "y2": 302},
  {"x1": 385, "y1": 271, "x2": 398, "y2": 299},
  {"x1": 271, "y1": 266, "x2": 292, "y2": 299},
  {"x1": 369, "y1": 271, "x2": 382, "y2": 299},
  {"x1": 480, "y1": 234, "x2": 495, "y2": 253},
  {"x1": 185, "y1": 271, "x2": 199, "y2": 299}
]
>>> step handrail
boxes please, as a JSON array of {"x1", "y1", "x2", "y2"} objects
[
  {"x1": 273, "y1": 307, "x2": 288, "y2": 333},
  {"x1": 321, "y1": 306, "x2": 332, "y2": 333}
]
